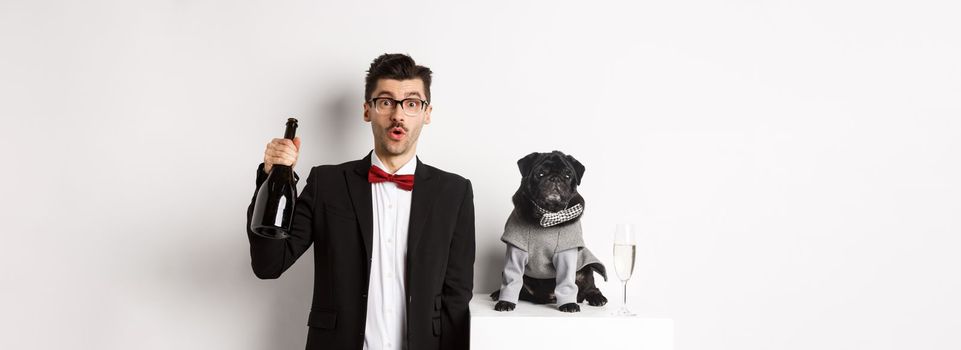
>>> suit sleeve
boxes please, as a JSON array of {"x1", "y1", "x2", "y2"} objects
[
  {"x1": 245, "y1": 162, "x2": 315, "y2": 279},
  {"x1": 441, "y1": 179, "x2": 475, "y2": 349}
]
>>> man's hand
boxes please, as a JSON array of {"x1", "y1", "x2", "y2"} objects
[{"x1": 263, "y1": 136, "x2": 301, "y2": 174}]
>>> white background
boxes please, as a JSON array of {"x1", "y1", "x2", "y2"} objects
[{"x1": 2, "y1": 0, "x2": 959, "y2": 349}]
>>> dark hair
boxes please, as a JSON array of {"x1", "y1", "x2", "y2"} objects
[{"x1": 364, "y1": 53, "x2": 433, "y2": 103}]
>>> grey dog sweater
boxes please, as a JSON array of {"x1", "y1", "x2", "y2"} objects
[{"x1": 498, "y1": 209, "x2": 605, "y2": 305}]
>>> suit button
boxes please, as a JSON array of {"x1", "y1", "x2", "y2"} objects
[{"x1": 361, "y1": 293, "x2": 367, "y2": 299}]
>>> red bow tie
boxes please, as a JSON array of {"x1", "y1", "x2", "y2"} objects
[{"x1": 368, "y1": 165, "x2": 415, "y2": 191}]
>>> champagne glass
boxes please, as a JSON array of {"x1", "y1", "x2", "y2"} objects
[{"x1": 613, "y1": 224, "x2": 637, "y2": 316}]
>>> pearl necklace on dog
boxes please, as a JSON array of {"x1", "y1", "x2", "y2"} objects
[{"x1": 532, "y1": 202, "x2": 584, "y2": 227}]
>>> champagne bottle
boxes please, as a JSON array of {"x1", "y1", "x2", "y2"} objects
[{"x1": 250, "y1": 118, "x2": 299, "y2": 239}]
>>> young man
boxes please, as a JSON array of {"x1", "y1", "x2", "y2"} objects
[{"x1": 247, "y1": 53, "x2": 475, "y2": 350}]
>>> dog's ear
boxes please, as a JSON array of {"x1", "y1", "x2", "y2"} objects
[
  {"x1": 565, "y1": 154, "x2": 586, "y2": 185},
  {"x1": 517, "y1": 152, "x2": 541, "y2": 177}
]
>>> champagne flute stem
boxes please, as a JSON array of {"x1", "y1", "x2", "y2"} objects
[{"x1": 623, "y1": 280, "x2": 628, "y2": 306}]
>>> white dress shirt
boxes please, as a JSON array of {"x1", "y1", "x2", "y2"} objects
[{"x1": 364, "y1": 150, "x2": 415, "y2": 350}]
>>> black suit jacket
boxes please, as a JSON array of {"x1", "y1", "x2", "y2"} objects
[{"x1": 246, "y1": 151, "x2": 475, "y2": 350}]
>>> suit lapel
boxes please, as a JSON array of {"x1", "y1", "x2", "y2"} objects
[
  {"x1": 347, "y1": 152, "x2": 375, "y2": 259},
  {"x1": 345, "y1": 151, "x2": 438, "y2": 261},
  {"x1": 407, "y1": 156, "x2": 437, "y2": 260}
]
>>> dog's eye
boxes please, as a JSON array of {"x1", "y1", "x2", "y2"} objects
[
  {"x1": 537, "y1": 173, "x2": 544, "y2": 178},
  {"x1": 565, "y1": 174, "x2": 570, "y2": 179}
]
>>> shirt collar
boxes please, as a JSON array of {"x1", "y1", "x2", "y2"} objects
[{"x1": 370, "y1": 149, "x2": 417, "y2": 176}]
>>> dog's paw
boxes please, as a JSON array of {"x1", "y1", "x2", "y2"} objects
[
  {"x1": 585, "y1": 293, "x2": 608, "y2": 307},
  {"x1": 489, "y1": 290, "x2": 500, "y2": 301},
  {"x1": 558, "y1": 303, "x2": 580, "y2": 313},
  {"x1": 494, "y1": 300, "x2": 516, "y2": 311}
]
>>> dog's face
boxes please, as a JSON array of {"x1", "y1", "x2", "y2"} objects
[{"x1": 517, "y1": 151, "x2": 586, "y2": 212}]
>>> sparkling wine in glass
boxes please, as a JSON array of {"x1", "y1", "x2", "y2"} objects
[{"x1": 613, "y1": 224, "x2": 637, "y2": 316}]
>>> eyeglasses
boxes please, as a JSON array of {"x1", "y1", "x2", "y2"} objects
[{"x1": 367, "y1": 97, "x2": 429, "y2": 116}]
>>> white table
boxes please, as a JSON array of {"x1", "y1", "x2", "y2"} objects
[{"x1": 469, "y1": 293, "x2": 674, "y2": 350}]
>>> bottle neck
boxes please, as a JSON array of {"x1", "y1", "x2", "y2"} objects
[{"x1": 284, "y1": 118, "x2": 298, "y2": 139}]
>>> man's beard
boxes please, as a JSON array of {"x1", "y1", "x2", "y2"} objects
[
  {"x1": 384, "y1": 140, "x2": 408, "y2": 154},
  {"x1": 381, "y1": 130, "x2": 414, "y2": 155}
]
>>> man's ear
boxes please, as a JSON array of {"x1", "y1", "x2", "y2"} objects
[
  {"x1": 564, "y1": 154, "x2": 585, "y2": 185},
  {"x1": 517, "y1": 152, "x2": 541, "y2": 177},
  {"x1": 363, "y1": 102, "x2": 371, "y2": 122},
  {"x1": 424, "y1": 105, "x2": 432, "y2": 125}
]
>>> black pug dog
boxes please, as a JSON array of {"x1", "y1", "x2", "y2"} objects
[{"x1": 490, "y1": 151, "x2": 608, "y2": 312}]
